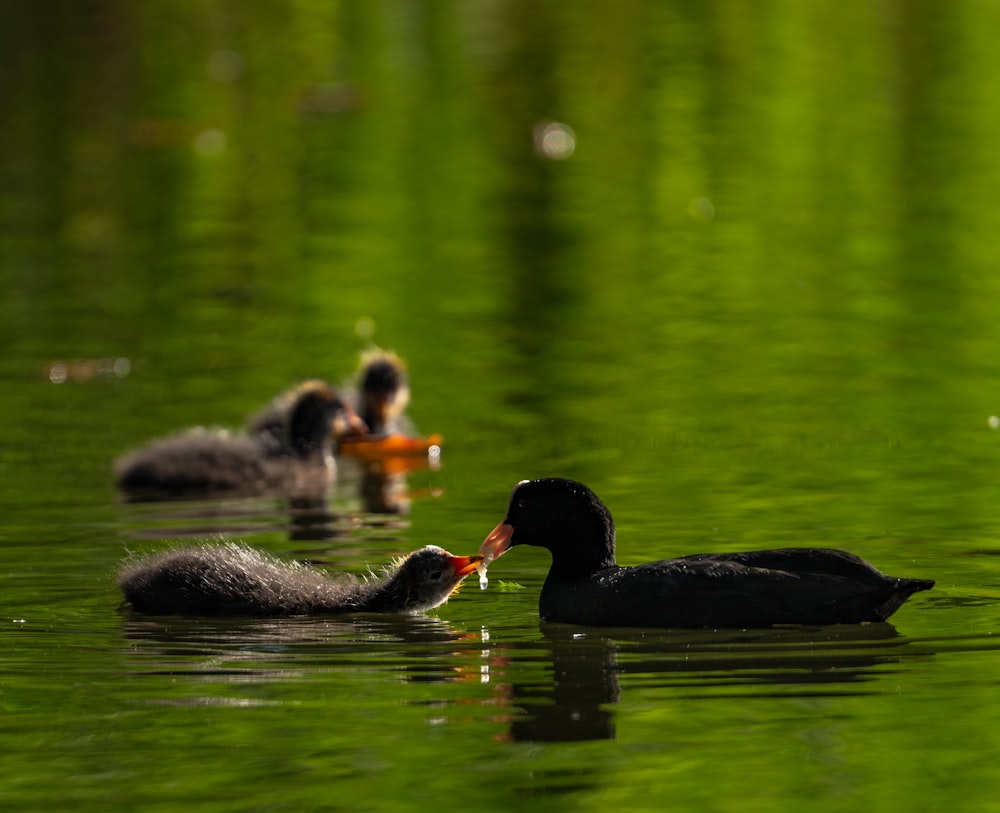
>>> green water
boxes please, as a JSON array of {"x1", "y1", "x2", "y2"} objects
[{"x1": 3, "y1": 1, "x2": 1000, "y2": 810}]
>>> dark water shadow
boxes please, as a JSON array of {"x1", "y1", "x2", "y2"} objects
[
  {"x1": 115, "y1": 456, "x2": 438, "y2": 542},
  {"x1": 119, "y1": 612, "x2": 480, "y2": 687},
  {"x1": 501, "y1": 622, "x2": 936, "y2": 743}
]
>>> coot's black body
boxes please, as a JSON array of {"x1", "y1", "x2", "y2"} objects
[{"x1": 479, "y1": 478, "x2": 934, "y2": 629}]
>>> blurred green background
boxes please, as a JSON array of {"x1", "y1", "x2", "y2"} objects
[{"x1": 2, "y1": 1, "x2": 999, "y2": 811}]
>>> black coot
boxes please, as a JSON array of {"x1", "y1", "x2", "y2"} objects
[{"x1": 479, "y1": 478, "x2": 934, "y2": 629}]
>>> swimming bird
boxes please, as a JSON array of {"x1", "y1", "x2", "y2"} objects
[
  {"x1": 119, "y1": 542, "x2": 483, "y2": 616},
  {"x1": 248, "y1": 351, "x2": 409, "y2": 441},
  {"x1": 246, "y1": 378, "x2": 367, "y2": 454},
  {"x1": 478, "y1": 478, "x2": 935, "y2": 629},
  {"x1": 354, "y1": 348, "x2": 411, "y2": 436},
  {"x1": 115, "y1": 381, "x2": 360, "y2": 497}
]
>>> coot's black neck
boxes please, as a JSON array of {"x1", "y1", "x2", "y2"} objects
[
  {"x1": 518, "y1": 515, "x2": 617, "y2": 579},
  {"x1": 545, "y1": 537, "x2": 617, "y2": 580},
  {"x1": 505, "y1": 477, "x2": 619, "y2": 578}
]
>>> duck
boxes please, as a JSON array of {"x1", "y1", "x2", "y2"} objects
[
  {"x1": 478, "y1": 478, "x2": 935, "y2": 629},
  {"x1": 114, "y1": 381, "x2": 360, "y2": 497},
  {"x1": 118, "y1": 542, "x2": 483, "y2": 616}
]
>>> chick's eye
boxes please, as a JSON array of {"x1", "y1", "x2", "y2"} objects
[{"x1": 429, "y1": 570, "x2": 442, "y2": 581}]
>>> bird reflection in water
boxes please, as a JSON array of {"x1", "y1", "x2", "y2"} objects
[
  {"x1": 484, "y1": 622, "x2": 934, "y2": 744},
  {"x1": 120, "y1": 613, "x2": 483, "y2": 688}
]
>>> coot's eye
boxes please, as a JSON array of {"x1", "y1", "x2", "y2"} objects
[{"x1": 429, "y1": 570, "x2": 442, "y2": 581}]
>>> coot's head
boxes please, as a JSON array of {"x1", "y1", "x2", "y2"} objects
[
  {"x1": 358, "y1": 349, "x2": 410, "y2": 434},
  {"x1": 479, "y1": 478, "x2": 617, "y2": 575},
  {"x1": 288, "y1": 381, "x2": 366, "y2": 455},
  {"x1": 390, "y1": 545, "x2": 483, "y2": 612}
]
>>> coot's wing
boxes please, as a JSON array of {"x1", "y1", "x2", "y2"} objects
[
  {"x1": 546, "y1": 556, "x2": 920, "y2": 628},
  {"x1": 675, "y1": 548, "x2": 889, "y2": 582}
]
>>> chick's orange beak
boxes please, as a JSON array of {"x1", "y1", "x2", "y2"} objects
[
  {"x1": 448, "y1": 554, "x2": 484, "y2": 578},
  {"x1": 478, "y1": 522, "x2": 514, "y2": 563}
]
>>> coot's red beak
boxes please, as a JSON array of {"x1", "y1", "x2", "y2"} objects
[
  {"x1": 478, "y1": 522, "x2": 514, "y2": 563},
  {"x1": 448, "y1": 554, "x2": 484, "y2": 578}
]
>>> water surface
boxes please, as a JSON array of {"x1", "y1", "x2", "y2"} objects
[{"x1": 2, "y1": 2, "x2": 999, "y2": 811}]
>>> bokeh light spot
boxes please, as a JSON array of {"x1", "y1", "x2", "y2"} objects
[
  {"x1": 688, "y1": 197, "x2": 716, "y2": 222},
  {"x1": 533, "y1": 121, "x2": 576, "y2": 160}
]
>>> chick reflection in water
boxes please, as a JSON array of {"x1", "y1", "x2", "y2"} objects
[{"x1": 119, "y1": 543, "x2": 481, "y2": 616}]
